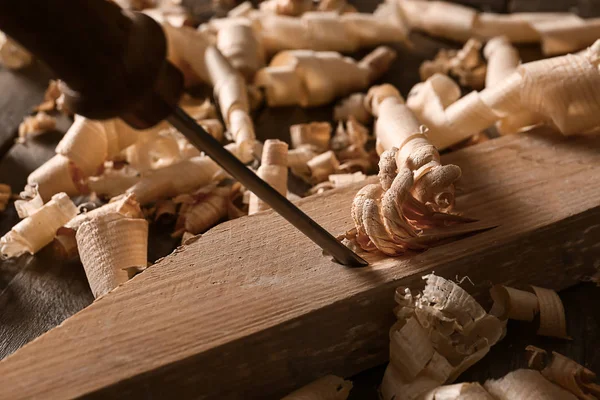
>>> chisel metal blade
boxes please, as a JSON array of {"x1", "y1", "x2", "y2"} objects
[{"x1": 167, "y1": 106, "x2": 369, "y2": 268}]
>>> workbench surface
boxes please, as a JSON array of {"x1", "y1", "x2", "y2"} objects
[{"x1": 0, "y1": 0, "x2": 598, "y2": 398}]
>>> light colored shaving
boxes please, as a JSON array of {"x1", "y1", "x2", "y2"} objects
[
  {"x1": 205, "y1": 45, "x2": 256, "y2": 163},
  {"x1": 34, "y1": 80, "x2": 62, "y2": 112},
  {"x1": 54, "y1": 194, "x2": 143, "y2": 259},
  {"x1": 254, "y1": 46, "x2": 396, "y2": 107},
  {"x1": 259, "y1": 0, "x2": 313, "y2": 16},
  {"x1": 489, "y1": 285, "x2": 539, "y2": 322},
  {"x1": 407, "y1": 42, "x2": 600, "y2": 149},
  {"x1": 348, "y1": 84, "x2": 470, "y2": 256},
  {"x1": 0, "y1": 31, "x2": 33, "y2": 69},
  {"x1": 334, "y1": 93, "x2": 372, "y2": 125},
  {"x1": 87, "y1": 165, "x2": 141, "y2": 199},
  {"x1": 77, "y1": 213, "x2": 148, "y2": 299},
  {"x1": 1, "y1": 193, "x2": 77, "y2": 258},
  {"x1": 484, "y1": 369, "x2": 577, "y2": 400},
  {"x1": 307, "y1": 172, "x2": 367, "y2": 195},
  {"x1": 420, "y1": 38, "x2": 487, "y2": 90},
  {"x1": 282, "y1": 375, "x2": 352, "y2": 400},
  {"x1": 423, "y1": 382, "x2": 495, "y2": 399},
  {"x1": 124, "y1": 130, "x2": 181, "y2": 173},
  {"x1": 127, "y1": 156, "x2": 222, "y2": 205},
  {"x1": 142, "y1": 3, "x2": 193, "y2": 27},
  {"x1": 248, "y1": 139, "x2": 288, "y2": 214},
  {"x1": 288, "y1": 146, "x2": 319, "y2": 180},
  {"x1": 27, "y1": 155, "x2": 82, "y2": 201},
  {"x1": 527, "y1": 346, "x2": 600, "y2": 399},
  {"x1": 255, "y1": 7, "x2": 406, "y2": 54},
  {"x1": 396, "y1": 0, "x2": 600, "y2": 55},
  {"x1": 216, "y1": 19, "x2": 265, "y2": 81},
  {"x1": 174, "y1": 185, "x2": 232, "y2": 236},
  {"x1": 380, "y1": 274, "x2": 505, "y2": 400},
  {"x1": 198, "y1": 119, "x2": 224, "y2": 142},
  {"x1": 307, "y1": 151, "x2": 340, "y2": 184},
  {"x1": 0, "y1": 184, "x2": 10, "y2": 212},
  {"x1": 290, "y1": 122, "x2": 332, "y2": 152},
  {"x1": 14, "y1": 185, "x2": 44, "y2": 218},
  {"x1": 531, "y1": 286, "x2": 569, "y2": 339},
  {"x1": 162, "y1": 23, "x2": 211, "y2": 87},
  {"x1": 18, "y1": 112, "x2": 57, "y2": 143}
]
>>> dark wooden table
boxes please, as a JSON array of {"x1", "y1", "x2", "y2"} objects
[{"x1": 0, "y1": 0, "x2": 598, "y2": 398}]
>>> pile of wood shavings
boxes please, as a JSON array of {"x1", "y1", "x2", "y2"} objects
[{"x1": 0, "y1": 0, "x2": 597, "y2": 338}]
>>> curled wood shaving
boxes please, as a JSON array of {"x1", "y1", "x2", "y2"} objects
[
  {"x1": 0, "y1": 184, "x2": 11, "y2": 212},
  {"x1": 531, "y1": 286, "x2": 569, "y2": 339},
  {"x1": 484, "y1": 369, "x2": 578, "y2": 400},
  {"x1": 248, "y1": 139, "x2": 288, "y2": 214},
  {"x1": 420, "y1": 38, "x2": 487, "y2": 90},
  {"x1": 125, "y1": 130, "x2": 181, "y2": 173},
  {"x1": 307, "y1": 172, "x2": 366, "y2": 196},
  {"x1": 77, "y1": 213, "x2": 148, "y2": 299},
  {"x1": 407, "y1": 42, "x2": 600, "y2": 149},
  {"x1": 288, "y1": 146, "x2": 319, "y2": 180},
  {"x1": 348, "y1": 84, "x2": 472, "y2": 256},
  {"x1": 173, "y1": 185, "x2": 233, "y2": 236},
  {"x1": 259, "y1": 0, "x2": 314, "y2": 17},
  {"x1": 290, "y1": 122, "x2": 332, "y2": 153},
  {"x1": 380, "y1": 274, "x2": 505, "y2": 400},
  {"x1": 0, "y1": 31, "x2": 33, "y2": 69},
  {"x1": 54, "y1": 194, "x2": 143, "y2": 259},
  {"x1": 1, "y1": 193, "x2": 77, "y2": 258},
  {"x1": 27, "y1": 155, "x2": 83, "y2": 201},
  {"x1": 255, "y1": 7, "x2": 406, "y2": 54},
  {"x1": 334, "y1": 93, "x2": 372, "y2": 125},
  {"x1": 127, "y1": 156, "x2": 222, "y2": 205},
  {"x1": 162, "y1": 23, "x2": 211, "y2": 87},
  {"x1": 282, "y1": 375, "x2": 352, "y2": 400},
  {"x1": 254, "y1": 46, "x2": 396, "y2": 107},
  {"x1": 34, "y1": 80, "x2": 62, "y2": 112},
  {"x1": 14, "y1": 185, "x2": 44, "y2": 218},
  {"x1": 307, "y1": 151, "x2": 340, "y2": 184},
  {"x1": 87, "y1": 164, "x2": 141, "y2": 199},
  {"x1": 17, "y1": 112, "x2": 57, "y2": 143},
  {"x1": 526, "y1": 346, "x2": 600, "y2": 399},
  {"x1": 489, "y1": 285, "x2": 539, "y2": 322},
  {"x1": 216, "y1": 19, "x2": 265, "y2": 81},
  {"x1": 205, "y1": 46, "x2": 256, "y2": 163},
  {"x1": 396, "y1": 0, "x2": 600, "y2": 55},
  {"x1": 423, "y1": 382, "x2": 495, "y2": 399}
]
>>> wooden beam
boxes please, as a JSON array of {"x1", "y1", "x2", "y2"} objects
[{"x1": 1, "y1": 130, "x2": 599, "y2": 399}]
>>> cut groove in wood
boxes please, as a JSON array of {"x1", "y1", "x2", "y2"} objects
[{"x1": 1, "y1": 129, "x2": 599, "y2": 399}]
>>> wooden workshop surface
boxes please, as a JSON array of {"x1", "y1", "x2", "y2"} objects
[{"x1": 0, "y1": 0, "x2": 598, "y2": 398}]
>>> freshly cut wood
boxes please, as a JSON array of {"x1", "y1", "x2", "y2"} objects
[{"x1": 0, "y1": 131, "x2": 599, "y2": 399}]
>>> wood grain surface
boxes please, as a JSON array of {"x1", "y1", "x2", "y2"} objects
[
  {"x1": 0, "y1": 0, "x2": 600, "y2": 398},
  {"x1": 0, "y1": 130, "x2": 599, "y2": 399}
]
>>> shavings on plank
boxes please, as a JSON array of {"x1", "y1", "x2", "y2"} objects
[
  {"x1": 347, "y1": 84, "x2": 475, "y2": 256},
  {"x1": 77, "y1": 212, "x2": 148, "y2": 299},
  {"x1": 282, "y1": 375, "x2": 352, "y2": 400},
  {"x1": 0, "y1": 193, "x2": 77, "y2": 258}
]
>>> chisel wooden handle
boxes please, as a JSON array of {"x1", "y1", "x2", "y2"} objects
[{"x1": 0, "y1": 0, "x2": 183, "y2": 129}]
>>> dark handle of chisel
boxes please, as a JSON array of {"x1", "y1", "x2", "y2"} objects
[{"x1": 0, "y1": 0, "x2": 183, "y2": 129}]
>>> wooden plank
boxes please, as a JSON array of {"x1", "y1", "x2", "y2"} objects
[{"x1": 0, "y1": 129, "x2": 598, "y2": 399}]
